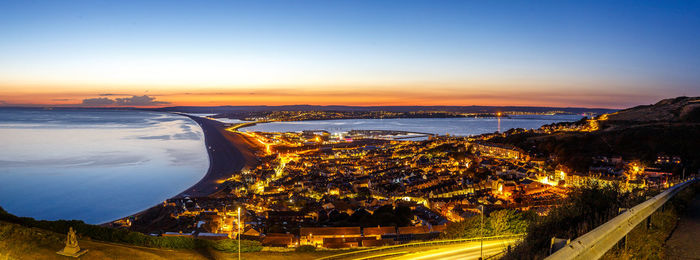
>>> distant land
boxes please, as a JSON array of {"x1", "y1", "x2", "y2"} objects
[
  {"x1": 154, "y1": 105, "x2": 616, "y2": 114},
  {"x1": 0, "y1": 104, "x2": 617, "y2": 115}
]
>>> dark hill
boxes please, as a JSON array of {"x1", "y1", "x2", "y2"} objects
[
  {"x1": 606, "y1": 96, "x2": 700, "y2": 122},
  {"x1": 490, "y1": 96, "x2": 700, "y2": 172}
]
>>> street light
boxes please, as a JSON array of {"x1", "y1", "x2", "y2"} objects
[
  {"x1": 478, "y1": 205, "x2": 484, "y2": 260},
  {"x1": 238, "y1": 206, "x2": 241, "y2": 260}
]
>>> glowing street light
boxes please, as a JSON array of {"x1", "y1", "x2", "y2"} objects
[
  {"x1": 238, "y1": 207, "x2": 241, "y2": 260},
  {"x1": 478, "y1": 204, "x2": 484, "y2": 260}
]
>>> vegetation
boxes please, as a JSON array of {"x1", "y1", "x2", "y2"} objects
[
  {"x1": 490, "y1": 124, "x2": 700, "y2": 173},
  {"x1": 210, "y1": 239, "x2": 263, "y2": 253},
  {"x1": 295, "y1": 245, "x2": 317, "y2": 252},
  {"x1": 0, "y1": 206, "x2": 261, "y2": 252},
  {"x1": 0, "y1": 220, "x2": 334, "y2": 260},
  {"x1": 442, "y1": 209, "x2": 531, "y2": 239},
  {"x1": 503, "y1": 181, "x2": 648, "y2": 259},
  {"x1": 602, "y1": 183, "x2": 698, "y2": 259}
]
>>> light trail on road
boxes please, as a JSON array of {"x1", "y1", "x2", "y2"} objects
[{"x1": 386, "y1": 239, "x2": 518, "y2": 260}]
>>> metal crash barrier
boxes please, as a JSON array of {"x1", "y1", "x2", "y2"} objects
[{"x1": 547, "y1": 178, "x2": 698, "y2": 260}]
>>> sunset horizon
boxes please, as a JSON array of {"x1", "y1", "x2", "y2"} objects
[{"x1": 2, "y1": 1, "x2": 698, "y2": 109}]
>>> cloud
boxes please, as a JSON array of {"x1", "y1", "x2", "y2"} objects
[
  {"x1": 51, "y1": 98, "x2": 73, "y2": 101},
  {"x1": 0, "y1": 100, "x2": 7, "y2": 105},
  {"x1": 99, "y1": 93, "x2": 130, "y2": 96},
  {"x1": 82, "y1": 97, "x2": 115, "y2": 106},
  {"x1": 115, "y1": 95, "x2": 170, "y2": 106},
  {"x1": 81, "y1": 95, "x2": 169, "y2": 107}
]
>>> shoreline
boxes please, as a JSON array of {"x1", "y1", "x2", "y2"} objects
[
  {"x1": 175, "y1": 115, "x2": 261, "y2": 197},
  {"x1": 103, "y1": 114, "x2": 261, "y2": 225}
]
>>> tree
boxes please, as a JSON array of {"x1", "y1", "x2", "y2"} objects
[{"x1": 488, "y1": 209, "x2": 528, "y2": 235}]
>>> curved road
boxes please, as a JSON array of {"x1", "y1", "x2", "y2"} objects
[{"x1": 385, "y1": 239, "x2": 518, "y2": 260}]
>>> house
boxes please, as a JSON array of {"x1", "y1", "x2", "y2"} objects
[
  {"x1": 322, "y1": 237, "x2": 361, "y2": 248},
  {"x1": 262, "y1": 233, "x2": 294, "y2": 247},
  {"x1": 397, "y1": 225, "x2": 437, "y2": 241},
  {"x1": 362, "y1": 226, "x2": 396, "y2": 239},
  {"x1": 241, "y1": 227, "x2": 261, "y2": 240},
  {"x1": 361, "y1": 238, "x2": 396, "y2": 247},
  {"x1": 300, "y1": 227, "x2": 362, "y2": 247}
]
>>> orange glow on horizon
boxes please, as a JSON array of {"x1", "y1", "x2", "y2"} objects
[{"x1": 0, "y1": 82, "x2": 645, "y2": 108}]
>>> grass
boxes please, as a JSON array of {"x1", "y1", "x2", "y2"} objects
[
  {"x1": 601, "y1": 207, "x2": 678, "y2": 260},
  {"x1": 0, "y1": 221, "x2": 343, "y2": 260},
  {"x1": 601, "y1": 183, "x2": 698, "y2": 260}
]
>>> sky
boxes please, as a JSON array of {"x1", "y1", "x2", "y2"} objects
[{"x1": 1, "y1": 0, "x2": 699, "y2": 108}]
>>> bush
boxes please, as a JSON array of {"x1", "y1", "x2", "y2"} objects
[
  {"x1": 210, "y1": 239, "x2": 262, "y2": 252},
  {"x1": 503, "y1": 180, "x2": 641, "y2": 259},
  {"x1": 295, "y1": 245, "x2": 317, "y2": 252},
  {"x1": 442, "y1": 209, "x2": 530, "y2": 239}
]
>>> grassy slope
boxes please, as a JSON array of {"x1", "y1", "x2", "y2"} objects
[
  {"x1": 601, "y1": 184, "x2": 698, "y2": 259},
  {"x1": 0, "y1": 221, "x2": 338, "y2": 260}
]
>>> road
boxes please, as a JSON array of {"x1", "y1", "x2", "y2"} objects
[
  {"x1": 665, "y1": 192, "x2": 700, "y2": 259},
  {"x1": 386, "y1": 239, "x2": 518, "y2": 260}
]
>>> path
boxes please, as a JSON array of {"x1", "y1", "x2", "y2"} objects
[{"x1": 665, "y1": 193, "x2": 700, "y2": 259}]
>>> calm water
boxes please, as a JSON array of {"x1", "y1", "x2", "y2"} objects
[
  {"x1": 241, "y1": 115, "x2": 583, "y2": 136},
  {"x1": 0, "y1": 108, "x2": 208, "y2": 224}
]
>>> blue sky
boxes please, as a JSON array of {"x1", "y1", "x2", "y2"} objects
[{"x1": 0, "y1": 0, "x2": 698, "y2": 107}]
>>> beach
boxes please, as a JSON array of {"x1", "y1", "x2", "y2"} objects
[
  {"x1": 177, "y1": 115, "x2": 261, "y2": 197},
  {"x1": 104, "y1": 115, "x2": 261, "y2": 226}
]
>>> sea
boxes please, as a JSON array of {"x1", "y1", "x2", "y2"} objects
[
  {"x1": 0, "y1": 108, "x2": 209, "y2": 224},
  {"x1": 0, "y1": 109, "x2": 581, "y2": 224},
  {"x1": 239, "y1": 115, "x2": 583, "y2": 137}
]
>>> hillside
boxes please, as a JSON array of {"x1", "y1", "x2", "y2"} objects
[
  {"x1": 0, "y1": 220, "x2": 340, "y2": 260},
  {"x1": 0, "y1": 221, "x2": 210, "y2": 260},
  {"x1": 605, "y1": 96, "x2": 700, "y2": 122},
  {"x1": 0, "y1": 207, "x2": 338, "y2": 260},
  {"x1": 490, "y1": 96, "x2": 700, "y2": 172}
]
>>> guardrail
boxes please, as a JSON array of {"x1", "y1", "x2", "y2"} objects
[
  {"x1": 546, "y1": 178, "x2": 698, "y2": 260},
  {"x1": 316, "y1": 233, "x2": 524, "y2": 260}
]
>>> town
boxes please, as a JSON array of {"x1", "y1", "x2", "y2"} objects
[{"x1": 112, "y1": 112, "x2": 684, "y2": 250}]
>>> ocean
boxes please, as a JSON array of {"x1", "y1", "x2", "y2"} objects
[{"x1": 0, "y1": 108, "x2": 209, "y2": 224}]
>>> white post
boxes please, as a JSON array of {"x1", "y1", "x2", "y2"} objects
[
  {"x1": 479, "y1": 205, "x2": 484, "y2": 260},
  {"x1": 238, "y1": 207, "x2": 241, "y2": 260}
]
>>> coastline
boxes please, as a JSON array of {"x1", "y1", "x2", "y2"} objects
[
  {"x1": 103, "y1": 114, "x2": 261, "y2": 225},
  {"x1": 176, "y1": 115, "x2": 261, "y2": 197}
]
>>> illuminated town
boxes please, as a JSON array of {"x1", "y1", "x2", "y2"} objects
[
  {"x1": 1, "y1": 1, "x2": 699, "y2": 259},
  {"x1": 111, "y1": 111, "x2": 684, "y2": 249}
]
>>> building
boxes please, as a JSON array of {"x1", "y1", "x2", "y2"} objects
[
  {"x1": 300, "y1": 227, "x2": 362, "y2": 247},
  {"x1": 262, "y1": 233, "x2": 295, "y2": 247},
  {"x1": 362, "y1": 226, "x2": 397, "y2": 239}
]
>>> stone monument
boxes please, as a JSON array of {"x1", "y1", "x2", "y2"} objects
[{"x1": 56, "y1": 227, "x2": 88, "y2": 257}]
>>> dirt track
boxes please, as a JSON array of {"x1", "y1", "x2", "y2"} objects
[{"x1": 665, "y1": 193, "x2": 700, "y2": 259}]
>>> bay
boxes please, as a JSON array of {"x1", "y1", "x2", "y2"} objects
[{"x1": 0, "y1": 108, "x2": 209, "y2": 224}]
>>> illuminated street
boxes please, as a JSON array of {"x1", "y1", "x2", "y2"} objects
[{"x1": 369, "y1": 238, "x2": 519, "y2": 260}]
